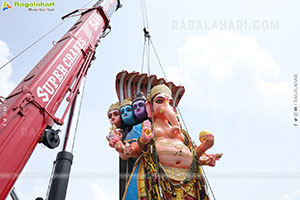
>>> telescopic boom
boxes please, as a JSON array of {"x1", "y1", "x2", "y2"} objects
[{"x1": 0, "y1": 0, "x2": 120, "y2": 198}]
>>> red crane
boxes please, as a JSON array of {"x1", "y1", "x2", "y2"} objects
[{"x1": 0, "y1": 0, "x2": 121, "y2": 199}]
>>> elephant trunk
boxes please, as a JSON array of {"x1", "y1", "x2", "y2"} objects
[{"x1": 164, "y1": 106, "x2": 181, "y2": 137}]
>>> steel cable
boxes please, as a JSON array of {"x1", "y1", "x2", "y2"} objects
[{"x1": 0, "y1": 0, "x2": 95, "y2": 71}]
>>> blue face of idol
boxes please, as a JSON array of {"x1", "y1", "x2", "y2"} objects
[{"x1": 120, "y1": 105, "x2": 135, "y2": 125}]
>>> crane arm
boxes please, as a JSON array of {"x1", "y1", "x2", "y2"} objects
[{"x1": 0, "y1": 0, "x2": 120, "y2": 198}]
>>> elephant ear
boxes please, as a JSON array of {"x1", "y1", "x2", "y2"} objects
[{"x1": 146, "y1": 100, "x2": 153, "y2": 118}]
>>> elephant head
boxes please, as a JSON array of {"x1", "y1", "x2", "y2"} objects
[{"x1": 146, "y1": 84, "x2": 180, "y2": 136}]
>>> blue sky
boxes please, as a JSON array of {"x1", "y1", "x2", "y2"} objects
[{"x1": 1, "y1": 0, "x2": 300, "y2": 199}]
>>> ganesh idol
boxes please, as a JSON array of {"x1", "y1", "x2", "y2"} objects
[{"x1": 121, "y1": 84, "x2": 217, "y2": 200}]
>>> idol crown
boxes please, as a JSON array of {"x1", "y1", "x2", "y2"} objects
[
  {"x1": 148, "y1": 84, "x2": 172, "y2": 101},
  {"x1": 121, "y1": 98, "x2": 132, "y2": 107},
  {"x1": 108, "y1": 102, "x2": 121, "y2": 113}
]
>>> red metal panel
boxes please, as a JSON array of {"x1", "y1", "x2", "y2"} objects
[{"x1": 0, "y1": 5, "x2": 115, "y2": 198}]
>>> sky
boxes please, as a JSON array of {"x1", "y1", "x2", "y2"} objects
[{"x1": 0, "y1": 0, "x2": 300, "y2": 200}]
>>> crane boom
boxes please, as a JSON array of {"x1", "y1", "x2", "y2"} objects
[{"x1": 0, "y1": 0, "x2": 120, "y2": 198}]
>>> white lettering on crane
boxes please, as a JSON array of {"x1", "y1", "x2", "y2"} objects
[
  {"x1": 84, "y1": 13, "x2": 104, "y2": 40},
  {"x1": 84, "y1": 25, "x2": 92, "y2": 40},
  {"x1": 89, "y1": 14, "x2": 103, "y2": 31},
  {"x1": 37, "y1": 37, "x2": 86, "y2": 102}
]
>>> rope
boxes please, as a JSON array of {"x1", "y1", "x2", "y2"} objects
[
  {"x1": 200, "y1": 163, "x2": 217, "y2": 200},
  {"x1": 139, "y1": 0, "x2": 152, "y2": 75},
  {"x1": 0, "y1": 0, "x2": 95, "y2": 71},
  {"x1": 147, "y1": 38, "x2": 151, "y2": 75},
  {"x1": 141, "y1": 37, "x2": 146, "y2": 73},
  {"x1": 177, "y1": 107, "x2": 217, "y2": 200},
  {"x1": 149, "y1": 39, "x2": 168, "y2": 82},
  {"x1": 140, "y1": 0, "x2": 149, "y2": 28},
  {"x1": 177, "y1": 108, "x2": 189, "y2": 135},
  {"x1": 0, "y1": 21, "x2": 65, "y2": 71},
  {"x1": 81, "y1": 0, "x2": 95, "y2": 9},
  {"x1": 143, "y1": 0, "x2": 149, "y2": 28},
  {"x1": 140, "y1": 0, "x2": 146, "y2": 28},
  {"x1": 138, "y1": 2, "x2": 217, "y2": 197}
]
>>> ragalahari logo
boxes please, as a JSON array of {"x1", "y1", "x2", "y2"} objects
[{"x1": 2, "y1": 1, "x2": 12, "y2": 11}]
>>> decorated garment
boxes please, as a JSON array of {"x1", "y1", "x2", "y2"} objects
[
  {"x1": 124, "y1": 123, "x2": 142, "y2": 144},
  {"x1": 119, "y1": 123, "x2": 142, "y2": 199},
  {"x1": 122, "y1": 130, "x2": 210, "y2": 200}
]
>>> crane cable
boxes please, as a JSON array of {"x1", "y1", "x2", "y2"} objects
[
  {"x1": 0, "y1": 0, "x2": 95, "y2": 71},
  {"x1": 140, "y1": 0, "x2": 151, "y2": 75},
  {"x1": 138, "y1": 0, "x2": 217, "y2": 199},
  {"x1": 140, "y1": 0, "x2": 149, "y2": 29},
  {"x1": 177, "y1": 108, "x2": 217, "y2": 200},
  {"x1": 139, "y1": 0, "x2": 168, "y2": 81},
  {"x1": 140, "y1": 36, "x2": 146, "y2": 74},
  {"x1": 154, "y1": 46, "x2": 217, "y2": 200},
  {"x1": 153, "y1": 37, "x2": 217, "y2": 200}
]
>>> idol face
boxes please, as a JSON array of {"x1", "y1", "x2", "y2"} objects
[
  {"x1": 107, "y1": 109, "x2": 122, "y2": 128},
  {"x1": 120, "y1": 105, "x2": 135, "y2": 125},
  {"x1": 132, "y1": 99, "x2": 147, "y2": 121},
  {"x1": 152, "y1": 93, "x2": 179, "y2": 127}
]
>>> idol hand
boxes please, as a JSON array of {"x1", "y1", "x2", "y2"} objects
[
  {"x1": 114, "y1": 140, "x2": 125, "y2": 153},
  {"x1": 199, "y1": 134, "x2": 214, "y2": 152},
  {"x1": 140, "y1": 120, "x2": 153, "y2": 144},
  {"x1": 106, "y1": 129, "x2": 116, "y2": 148},
  {"x1": 199, "y1": 155, "x2": 216, "y2": 167},
  {"x1": 196, "y1": 134, "x2": 214, "y2": 157},
  {"x1": 124, "y1": 143, "x2": 133, "y2": 155}
]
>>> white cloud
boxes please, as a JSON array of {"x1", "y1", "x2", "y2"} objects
[
  {"x1": 91, "y1": 184, "x2": 117, "y2": 200},
  {"x1": 167, "y1": 30, "x2": 290, "y2": 111},
  {"x1": 279, "y1": 189, "x2": 300, "y2": 200},
  {"x1": 0, "y1": 40, "x2": 15, "y2": 98}
]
